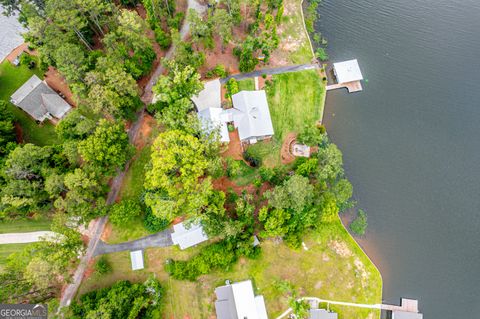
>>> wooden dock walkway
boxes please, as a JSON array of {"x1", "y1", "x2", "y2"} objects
[
  {"x1": 326, "y1": 80, "x2": 363, "y2": 93},
  {"x1": 380, "y1": 298, "x2": 419, "y2": 312}
]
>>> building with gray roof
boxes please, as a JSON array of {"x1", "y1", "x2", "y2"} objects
[
  {"x1": 10, "y1": 75, "x2": 71, "y2": 122},
  {"x1": 309, "y1": 309, "x2": 338, "y2": 319},
  {"x1": 214, "y1": 280, "x2": 268, "y2": 319},
  {"x1": 391, "y1": 311, "x2": 423, "y2": 319}
]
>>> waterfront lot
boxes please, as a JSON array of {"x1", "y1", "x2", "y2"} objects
[{"x1": 78, "y1": 218, "x2": 382, "y2": 318}]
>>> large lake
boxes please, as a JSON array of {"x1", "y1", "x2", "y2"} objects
[{"x1": 318, "y1": 0, "x2": 480, "y2": 318}]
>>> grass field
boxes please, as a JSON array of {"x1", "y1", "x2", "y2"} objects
[
  {"x1": 246, "y1": 69, "x2": 325, "y2": 167},
  {"x1": 0, "y1": 217, "x2": 51, "y2": 234},
  {"x1": 237, "y1": 78, "x2": 255, "y2": 91},
  {"x1": 0, "y1": 243, "x2": 31, "y2": 271},
  {"x1": 0, "y1": 59, "x2": 59, "y2": 145},
  {"x1": 278, "y1": 0, "x2": 315, "y2": 64},
  {"x1": 77, "y1": 218, "x2": 382, "y2": 318}
]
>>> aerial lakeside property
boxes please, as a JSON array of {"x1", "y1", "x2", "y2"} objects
[{"x1": 0, "y1": 0, "x2": 429, "y2": 318}]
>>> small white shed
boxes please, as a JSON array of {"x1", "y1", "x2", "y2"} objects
[
  {"x1": 333, "y1": 59, "x2": 363, "y2": 84},
  {"x1": 130, "y1": 250, "x2": 144, "y2": 271}
]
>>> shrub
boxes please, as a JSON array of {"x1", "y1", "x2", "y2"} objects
[
  {"x1": 155, "y1": 28, "x2": 172, "y2": 49},
  {"x1": 262, "y1": 73, "x2": 267, "y2": 79},
  {"x1": 226, "y1": 157, "x2": 242, "y2": 178},
  {"x1": 297, "y1": 124, "x2": 326, "y2": 146},
  {"x1": 143, "y1": 209, "x2": 170, "y2": 232},
  {"x1": 225, "y1": 78, "x2": 239, "y2": 99},
  {"x1": 350, "y1": 209, "x2": 368, "y2": 235},
  {"x1": 94, "y1": 256, "x2": 112, "y2": 275},
  {"x1": 259, "y1": 167, "x2": 275, "y2": 182},
  {"x1": 315, "y1": 47, "x2": 329, "y2": 61},
  {"x1": 109, "y1": 199, "x2": 142, "y2": 226},
  {"x1": 227, "y1": 123, "x2": 235, "y2": 132},
  {"x1": 167, "y1": 12, "x2": 184, "y2": 30},
  {"x1": 243, "y1": 149, "x2": 261, "y2": 167},
  {"x1": 19, "y1": 53, "x2": 33, "y2": 66}
]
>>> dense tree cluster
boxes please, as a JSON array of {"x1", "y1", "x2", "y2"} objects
[{"x1": 69, "y1": 277, "x2": 163, "y2": 318}]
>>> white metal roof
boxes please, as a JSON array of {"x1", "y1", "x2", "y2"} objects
[
  {"x1": 231, "y1": 90, "x2": 274, "y2": 141},
  {"x1": 214, "y1": 280, "x2": 268, "y2": 319},
  {"x1": 171, "y1": 221, "x2": 209, "y2": 250},
  {"x1": 198, "y1": 107, "x2": 230, "y2": 142},
  {"x1": 192, "y1": 79, "x2": 221, "y2": 112},
  {"x1": 130, "y1": 250, "x2": 144, "y2": 271},
  {"x1": 333, "y1": 59, "x2": 363, "y2": 83}
]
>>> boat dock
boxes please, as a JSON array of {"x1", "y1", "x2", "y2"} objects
[
  {"x1": 326, "y1": 80, "x2": 363, "y2": 93},
  {"x1": 380, "y1": 298, "x2": 419, "y2": 312}
]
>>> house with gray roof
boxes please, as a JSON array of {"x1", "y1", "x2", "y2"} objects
[
  {"x1": 228, "y1": 90, "x2": 274, "y2": 143},
  {"x1": 309, "y1": 309, "x2": 338, "y2": 319},
  {"x1": 171, "y1": 220, "x2": 209, "y2": 250},
  {"x1": 214, "y1": 280, "x2": 268, "y2": 319},
  {"x1": 10, "y1": 75, "x2": 71, "y2": 122}
]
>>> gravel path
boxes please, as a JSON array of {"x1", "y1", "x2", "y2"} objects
[{"x1": 0, "y1": 231, "x2": 55, "y2": 244}]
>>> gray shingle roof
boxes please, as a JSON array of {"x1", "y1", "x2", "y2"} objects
[
  {"x1": 10, "y1": 75, "x2": 71, "y2": 121},
  {"x1": 231, "y1": 91, "x2": 274, "y2": 141},
  {"x1": 309, "y1": 309, "x2": 338, "y2": 319}
]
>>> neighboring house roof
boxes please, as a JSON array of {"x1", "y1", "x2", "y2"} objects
[
  {"x1": 198, "y1": 107, "x2": 230, "y2": 143},
  {"x1": 192, "y1": 79, "x2": 221, "y2": 112},
  {"x1": 392, "y1": 311, "x2": 423, "y2": 319},
  {"x1": 10, "y1": 75, "x2": 71, "y2": 121},
  {"x1": 130, "y1": 250, "x2": 144, "y2": 271},
  {"x1": 309, "y1": 309, "x2": 338, "y2": 319},
  {"x1": 333, "y1": 59, "x2": 363, "y2": 83},
  {"x1": 230, "y1": 90, "x2": 274, "y2": 141},
  {"x1": 171, "y1": 221, "x2": 209, "y2": 250},
  {"x1": 214, "y1": 280, "x2": 268, "y2": 319}
]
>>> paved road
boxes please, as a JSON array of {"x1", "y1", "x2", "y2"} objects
[
  {"x1": 93, "y1": 229, "x2": 173, "y2": 256},
  {"x1": 220, "y1": 63, "x2": 318, "y2": 83},
  {"x1": 0, "y1": 231, "x2": 56, "y2": 244},
  {"x1": 59, "y1": 1, "x2": 206, "y2": 309}
]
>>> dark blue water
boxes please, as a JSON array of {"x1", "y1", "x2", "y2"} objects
[{"x1": 317, "y1": 0, "x2": 480, "y2": 318}]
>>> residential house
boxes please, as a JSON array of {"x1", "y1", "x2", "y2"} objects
[{"x1": 214, "y1": 280, "x2": 268, "y2": 319}]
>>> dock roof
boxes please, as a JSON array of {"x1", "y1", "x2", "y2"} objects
[{"x1": 333, "y1": 59, "x2": 363, "y2": 84}]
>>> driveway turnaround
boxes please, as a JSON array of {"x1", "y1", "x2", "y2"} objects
[
  {"x1": 0, "y1": 231, "x2": 55, "y2": 244},
  {"x1": 93, "y1": 228, "x2": 173, "y2": 256}
]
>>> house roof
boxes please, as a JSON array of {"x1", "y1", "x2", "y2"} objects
[
  {"x1": 10, "y1": 75, "x2": 71, "y2": 121},
  {"x1": 171, "y1": 221, "x2": 209, "y2": 250},
  {"x1": 214, "y1": 280, "x2": 268, "y2": 319},
  {"x1": 130, "y1": 250, "x2": 144, "y2": 271},
  {"x1": 333, "y1": 59, "x2": 363, "y2": 83},
  {"x1": 198, "y1": 107, "x2": 230, "y2": 143},
  {"x1": 231, "y1": 90, "x2": 274, "y2": 141},
  {"x1": 392, "y1": 311, "x2": 423, "y2": 319},
  {"x1": 309, "y1": 309, "x2": 338, "y2": 319},
  {"x1": 192, "y1": 79, "x2": 221, "y2": 112}
]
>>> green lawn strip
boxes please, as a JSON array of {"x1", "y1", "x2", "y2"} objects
[
  {"x1": 0, "y1": 243, "x2": 31, "y2": 271},
  {"x1": 119, "y1": 144, "x2": 152, "y2": 201},
  {"x1": 237, "y1": 78, "x2": 255, "y2": 91},
  {"x1": 0, "y1": 218, "x2": 52, "y2": 234},
  {"x1": 246, "y1": 140, "x2": 282, "y2": 168},
  {"x1": 104, "y1": 218, "x2": 151, "y2": 245},
  {"x1": 227, "y1": 159, "x2": 258, "y2": 186},
  {"x1": 77, "y1": 219, "x2": 382, "y2": 318},
  {"x1": 280, "y1": 0, "x2": 315, "y2": 64},
  {"x1": 266, "y1": 69, "x2": 324, "y2": 142},
  {"x1": 0, "y1": 59, "x2": 59, "y2": 146}
]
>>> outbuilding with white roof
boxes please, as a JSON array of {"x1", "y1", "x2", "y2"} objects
[
  {"x1": 171, "y1": 220, "x2": 209, "y2": 250},
  {"x1": 130, "y1": 250, "x2": 144, "y2": 271},
  {"x1": 333, "y1": 59, "x2": 363, "y2": 84},
  {"x1": 214, "y1": 280, "x2": 268, "y2": 319}
]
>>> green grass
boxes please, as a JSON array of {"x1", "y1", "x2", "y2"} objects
[
  {"x1": 0, "y1": 243, "x2": 31, "y2": 272},
  {"x1": 77, "y1": 218, "x2": 382, "y2": 318},
  {"x1": 237, "y1": 78, "x2": 255, "y2": 91},
  {"x1": 267, "y1": 69, "x2": 325, "y2": 141},
  {"x1": 243, "y1": 70, "x2": 325, "y2": 167},
  {"x1": 119, "y1": 144, "x2": 152, "y2": 201},
  {"x1": 226, "y1": 158, "x2": 259, "y2": 186},
  {"x1": 104, "y1": 218, "x2": 151, "y2": 245},
  {"x1": 0, "y1": 59, "x2": 59, "y2": 146},
  {"x1": 0, "y1": 217, "x2": 51, "y2": 234}
]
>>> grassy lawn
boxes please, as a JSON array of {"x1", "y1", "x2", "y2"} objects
[
  {"x1": 0, "y1": 243, "x2": 31, "y2": 272},
  {"x1": 244, "y1": 69, "x2": 325, "y2": 167},
  {"x1": 237, "y1": 78, "x2": 255, "y2": 91},
  {"x1": 0, "y1": 217, "x2": 51, "y2": 234},
  {"x1": 0, "y1": 59, "x2": 59, "y2": 146},
  {"x1": 77, "y1": 218, "x2": 381, "y2": 318},
  {"x1": 279, "y1": 0, "x2": 315, "y2": 64}
]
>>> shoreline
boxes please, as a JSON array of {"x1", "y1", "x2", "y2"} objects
[{"x1": 299, "y1": 0, "x2": 384, "y2": 311}]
